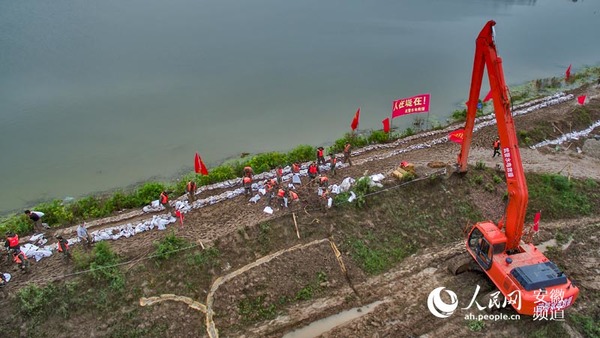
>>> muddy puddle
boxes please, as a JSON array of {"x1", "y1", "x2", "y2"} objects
[{"x1": 282, "y1": 300, "x2": 386, "y2": 338}]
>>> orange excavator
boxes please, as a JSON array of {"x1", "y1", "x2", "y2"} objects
[{"x1": 454, "y1": 20, "x2": 579, "y2": 316}]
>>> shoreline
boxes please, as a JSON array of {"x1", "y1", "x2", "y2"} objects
[{"x1": 2, "y1": 68, "x2": 599, "y2": 220}]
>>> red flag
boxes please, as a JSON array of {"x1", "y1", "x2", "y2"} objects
[
  {"x1": 195, "y1": 152, "x2": 209, "y2": 175},
  {"x1": 533, "y1": 211, "x2": 541, "y2": 232},
  {"x1": 565, "y1": 64, "x2": 572, "y2": 81},
  {"x1": 382, "y1": 117, "x2": 390, "y2": 133},
  {"x1": 577, "y1": 95, "x2": 586, "y2": 105},
  {"x1": 483, "y1": 90, "x2": 493, "y2": 102},
  {"x1": 448, "y1": 129, "x2": 465, "y2": 144},
  {"x1": 351, "y1": 108, "x2": 360, "y2": 131},
  {"x1": 175, "y1": 210, "x2": 184, "y2": 227}
]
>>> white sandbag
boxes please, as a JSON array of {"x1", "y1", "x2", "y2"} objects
[
  {"x1": 339, "y1": 177, "x2": 355, "y2": 192},
  {"x1": 318, "y1": 188, "x2": 323, "y2": 196},
  {"x1": 330, "y1": 184, "x2": 340, "y2": 194},
  {"x1": 348, "y1": 191, "x2": 356, "y2": 202},
  {"x1": 263, "y1": 206, "x2": 273, "y2": 214},
  {"x1": 249, "y1": 194, "x2": 261, "y2": 203},
  {"x1": 292, "y1": 174, "x2": 302, "y2": 184},
  {"x1": 33, "y1": 211, "x2": 45, "y2": 218},
  {"x1": 327, "y1": 197, "x2": 333, "y2": 208},
  {"x1": 259, "y1": 188, "x2": 266, "y2": 195},
  {"x1": 29, "y1": 234, "x2": 44, "y2": 242},
  {"x1": 370, "y1": 173, "x2": 385, "y2": 182},
  {"x1": 2, "y1": 273, "x2": 10, "y2": 283}
]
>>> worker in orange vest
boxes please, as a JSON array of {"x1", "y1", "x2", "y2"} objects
[
  {"x1": 492, "y1": 137, "x2": 501, "y2": 158},
  {"x1": 264, "y1": 180, "x2": 275, "y2": 206},
  {"x1": 56, "y1": 235, "x2": 71, "y2": 259},
  {"x1": 243, "y1": 176, "x2": 253, "y2": 196},
  {"x1": 292, "y1": 162, "x2": 300, "y2": 174},
  {"x1": 186, "y1": 180, "x2": 197, "y2": 202},
  {"x1": 159, "y1": 191, "x2": 173, "y2": 214},
  {"x1": 276, "y1": 166, "x2": 283, "y2": 185},
  {"x1": 316, "y1": 147, "x2": 325, "y2": 166},
  {"x1": 277, "y1": 188, "x2": 287, "y2": 208},
  {"x1": 343, "y1": 142, "x2": 352, "y2": 166},
  {"x1": 308, "y1": 162, "x2": 319, "y2": 182},
  {"x1": 329, "y1": 154, "x2": 337, "y2": 177},
  {"x1": 318, "y1": 175, "x2": 329, "y2": 189},
  {"x1": 287, "y1": 190, "x2": 299, "y2": 202},
  {"x1": 5, "y1": 233, "x2": 28, "y2": 271},
  {"x1": 243, "y1": 166, "x2": 254, "y2": 179}
]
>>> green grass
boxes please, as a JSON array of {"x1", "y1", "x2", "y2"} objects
[
  {"x1": 570, "y1": 313, "x2": 600, "y2": 338},
  {"x1": 527, "y1": 173, "x2": 595, "y2": 220},
  {"x1": 238, "y1": 295, "x2": 277, "y2": 324},
  {"x1": 154, "y1": 231, "x2": 189, "y2": 261},
  {"x1": 186, "y1": 247, "x2": 221, "y2": 268}
]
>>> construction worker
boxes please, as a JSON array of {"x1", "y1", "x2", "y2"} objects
[
  {"x1": 287, "y1": 189, "x2": 299, "y2": 203},
  {"x1": 77, "y1": 223, "x2": 93, "y2": 248},
  {"x1": 56, "y1": 235, "x2": 70, "y2": 258},
  {"x1": 316, "y1": 147, "x2": 326, "y2": 166},
  {"x1": 264, "y1": 180, "x2": 275, "y2": 206},
  {"x1": 276, "y1": 166, "x2": 283, "y2": 185},
  {"x1": 292, "y1": 162, "x2": 300, "y2": 174},
  {"x1": 318, "y1": 175, "x2": 329, "y2": 189},
  {"x1": 343, "y1": 142, "x2": 353, "y2": 166},
  {"x1": 186, "y1": 180, "x2": 197, "y2": 202},
  {"x1": 308, "y1": 162, "x2": 319, "y2": 182},
  {"x1": 243, "y1": 176, "x2": 253, "y2": 196},
  {"x1": 329, "y1": 154, "x2": 337, "y2": 177},
  {"x1": 159, "y1": 191, "x2": 173, "y2": 214},
  {"x1": 25, "y1": 210, "x2": 48, "y2": 232},
  {"x1": 243, "y1": 166, "x2": 254, "y2": 179},
  {"x1": 277, "y1": 188, "x2": 287, "y2": 208},
  {"x1": 5, "y1": 233, "x2": 28, "y2": 271},
  {"x1": 291, "y1": 162, "x2": 302, "y2": 185},
  {"x1": 4, "y1": 232, "x2": 19, "y2": 252},
  {"x1": 492, "y1": 137, "x2": 501, "y2": 157}
]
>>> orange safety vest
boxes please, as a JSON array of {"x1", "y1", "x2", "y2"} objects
[
  {"x1": 292, "y1": 163, "x2": 300, "y2": 173},
  {"x1": 160, "y1": 193, "x2": 168, "y2": 204},
  {"x1": 289, "y1": 191, "x2": 299, "y2": 200},
  {"x1": 331, "y1": 157, "x2": 337, "y2": 165},
  {"x1": 277, "y1": 189, "x2": 285, "y2": 198},
  {"x1": 494, "y1": 140, "x2": 500, "y2": 148},
  {"x1": 8, "y1": 235, "x2": 19, "y2": 248},
  {"x1": 243, "y1": 177, "x2": 252, "y2": 185},
  {"x1": 309, "y1": 165, "x2": 318, "y2": 174},
  {"x1": 317, "y1": 149, "x2": 323, "y2": 157},
  {"x1": 57, "y1": 240, "x2": 69, "y2": 252},
  {"x1": 320, "y1": 176, "x2": 329, "y2": 184},
  {"x1": 344, "y1": 144, "x2": 351, "y2": 153},
  {"x1": 14, "y1": 251, "x2": 26, "y2": 264},
  {"x1": 187, "y1": 182, "x2": 196, "y2": 192},
  {"x1": 277, "y1": 168, "x2": 283, "y2": 177}
]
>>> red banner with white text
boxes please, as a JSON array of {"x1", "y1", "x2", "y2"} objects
[{"x1": 392, "y1": 93, "x2": 430, "y2": 118}]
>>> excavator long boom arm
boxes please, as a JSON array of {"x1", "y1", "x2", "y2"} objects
[{"x1": 458, "y1": 20, "x2": 528, "y2": 250}]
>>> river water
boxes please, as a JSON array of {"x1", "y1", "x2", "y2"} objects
[{"x1": 1, "y1": 0, "x2": 599, "y2": 215}]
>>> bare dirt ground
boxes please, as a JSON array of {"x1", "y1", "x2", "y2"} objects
[{"x1": 1, "y1": 84, "x2": 600, "y2": 337}]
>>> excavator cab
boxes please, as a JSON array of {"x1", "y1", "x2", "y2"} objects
[{"x1": 453, "y1": 21, "x2": 579, "y2": 316}]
